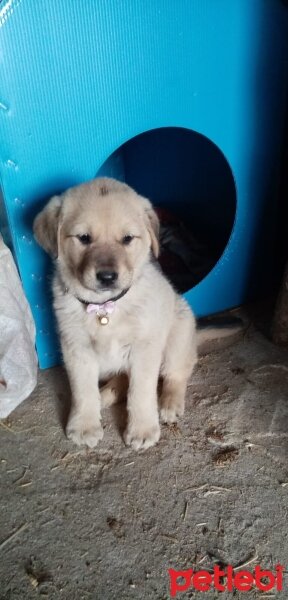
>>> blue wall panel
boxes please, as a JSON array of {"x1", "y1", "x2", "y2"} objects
[{"x1": 0, "y1": 0, "x2": 287, "y2": 367}]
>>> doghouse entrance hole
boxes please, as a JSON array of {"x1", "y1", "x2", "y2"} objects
[{"x1": 97, "y1": 127, "x2": 236, "y2": 292}]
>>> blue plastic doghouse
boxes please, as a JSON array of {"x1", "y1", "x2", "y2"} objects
[{"x1": 1, "y1": 0, "x2": 288, "y2": 368}]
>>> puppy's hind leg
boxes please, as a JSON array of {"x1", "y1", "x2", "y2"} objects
[
  {"x1": 100, "y1": 374, "x2": 128, "y2": 408},
  {"x1": 160, "y1": 300, "x2": 197, "y2": 424}
]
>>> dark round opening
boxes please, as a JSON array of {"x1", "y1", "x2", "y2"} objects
[{"x1": 97, "y1": 127, "x2": 236, "y2": 293}]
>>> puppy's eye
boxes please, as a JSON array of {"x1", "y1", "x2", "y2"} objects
[
  {"x1": 122, "y1": 235, "x2": 134, "y2": 245},
  {"x1": 77, "y1": 234, "x2": 92, "y2": 245}
]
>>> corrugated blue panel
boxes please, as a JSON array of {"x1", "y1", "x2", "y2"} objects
[{"x1": 0, "y1": 0, "x2": 287, "y2": 367}]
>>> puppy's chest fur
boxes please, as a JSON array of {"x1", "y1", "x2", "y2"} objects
[
  {"x1": 86, "y1": 303, "x2": 158, "y2": 377},
  {"x1": 84, "y1": 294, "x2": 171, "y2": 378},
  {"x1": 55, "y1": 263, "x2": 176, "y2": 378},
  {"x1": 90, "y1": 331, "x2": 131, "y2": 376}
]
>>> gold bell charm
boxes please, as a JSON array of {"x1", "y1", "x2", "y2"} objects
[{"x1": 98, "y1": 314, "x2": 109, "y2": 325}]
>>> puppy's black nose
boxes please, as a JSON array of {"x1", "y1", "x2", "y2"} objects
[{"x1": 96, "y1": 270, "x2": 118, "y2": 285}]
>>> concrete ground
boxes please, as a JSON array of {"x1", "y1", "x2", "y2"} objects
[{"x1": 1, "y1": 306, "x2": 288, "y2": 599}]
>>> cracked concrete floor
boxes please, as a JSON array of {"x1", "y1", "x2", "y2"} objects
[{"x1": 1, "y1": 312, "x2": 288, "y2": 599}]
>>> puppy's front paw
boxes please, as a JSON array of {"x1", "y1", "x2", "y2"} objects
[
  {"x1": 124, "y1": 421, "x2": 160, "y2": 451},
  {"x1": 160, "y1": 399, "x2": 184, "y2": 424},
  {"x1": 66, "y1": 414, "x2": 104, "y2": 448},
  {"x1": 160, "y1": 406, "x2": 183, "y2": 424}
]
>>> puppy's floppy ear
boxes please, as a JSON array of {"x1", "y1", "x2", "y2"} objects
[
  {"x1": 140, "y1": 197, "x2": 160, "y2": 258},
  {"x1": 33, "y1": 195, "x2": 62, "y2": 258}
]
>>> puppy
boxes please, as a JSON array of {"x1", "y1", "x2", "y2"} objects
[{"x1": 33, "y1": 177, "x2": 197, "y2": 450}]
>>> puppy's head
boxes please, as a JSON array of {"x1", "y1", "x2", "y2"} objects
[{"x1": 33, "y1": 177, "x2": 159, "y2": 302}]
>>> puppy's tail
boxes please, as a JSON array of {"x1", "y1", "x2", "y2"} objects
[{"x1": 196, "y1": 315, "x2": 246, "y2": 355}]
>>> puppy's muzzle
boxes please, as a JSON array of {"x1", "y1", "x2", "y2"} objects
[{"x1": 96, "y1": 270, "x2": 118, "y2": 287}]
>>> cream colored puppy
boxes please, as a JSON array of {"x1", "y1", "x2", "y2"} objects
[{"x1": 34, "y1": 177, "x2": 197, "y2": 450}]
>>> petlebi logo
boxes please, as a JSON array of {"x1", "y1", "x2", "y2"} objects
[{"x1": 169, "y1": 565, "x2": 284, "y2": 596}]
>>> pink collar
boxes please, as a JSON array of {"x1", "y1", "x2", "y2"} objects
[
  {"x1": 86, "y1": 300, "x2": 115, "y2": 315},
  {"x1": 63, "y1": 286, "x2": 130, "y2": 324}
]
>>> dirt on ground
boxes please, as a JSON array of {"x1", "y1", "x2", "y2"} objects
[{"x1": 1, "y1": 310, "x2": 288, "y2": 599}]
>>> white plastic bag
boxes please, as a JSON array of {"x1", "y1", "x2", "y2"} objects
[{"x1": 0, "y1": 236, "x2": 38, "y2": 418}]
